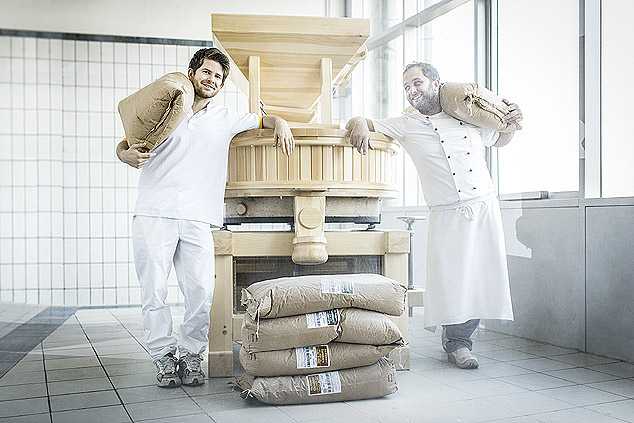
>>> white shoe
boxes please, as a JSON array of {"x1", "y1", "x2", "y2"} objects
[
  {"x1": 448, "y1": 347, "x2": 479, "y2": 369},
  {"x1": 154, "y1": 353, "x2": 182, "y2": 388}
]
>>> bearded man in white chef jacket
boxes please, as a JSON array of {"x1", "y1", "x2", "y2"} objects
[{"x1": 346, "y1": 62, "x2": 522, "y2": 369}]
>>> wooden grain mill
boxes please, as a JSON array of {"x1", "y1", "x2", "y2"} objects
[{"x1": 207, "y1": 14, "x2": 410, "y2": 377}]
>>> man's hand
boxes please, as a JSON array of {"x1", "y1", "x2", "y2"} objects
[
  {"x1": 501, "y1": 99, "x2": 523, "y2": 124},
  {"x1": 263, "y1": 116, "x2": 294, "y2": 156},
  {"x1": 346, "y1": 117, "x2": 373, "y2": 155},
  {"x1": 117, "y1": 140, "x2": 156, "y2": 169}
]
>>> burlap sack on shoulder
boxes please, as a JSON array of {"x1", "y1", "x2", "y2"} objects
[
  {"x1": 118, "y1": 72, "x2": 194, "y2": 153},
  {"x1": 440, "y1": 82, "x2": 522, "y2": 132},
  {"x1": 234, "y1": 357, "x2": 397, "y2": 404},
  {"x1": 241, "y1": 308, "x2": 404, "y2": 352},
  {"x1": 241, "y1": 273, "x2": 407, "y2": 319},
  {"x1": 239, "y1": 342, "x2": 398, "y2": 377}
]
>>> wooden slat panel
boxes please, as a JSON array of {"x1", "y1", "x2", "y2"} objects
[
  {"x1": 255, "y1": 145, "x2": 265, "y2": 181},
  {"x1": 265, "y1": 146, "x2": 276, "y2": 182},
  {"x1": 248, "y1": 56, "x2": 260, "y2": 114},
  {"x1": 227, "y1": 146, "x2": 237, "y2": 182},
  {"x1": 333, "y1": 146, "x2": 343, "y2": 181},
  {"x1": 311, "y1": 146, "x2": 322, "y2": 181},
  {"x1": 277, "y1": 146, "x2": 289, "y2": 181},
  {"x1": 343, "y1": 146, "x2": 352, "y2": 181},
  {"x1": 323, "y1": 145, "x2": 333, "y2": 181},
  {"x1": 289, "y1": 144, "x2": 300, "y2": 181},
  {"x1": 352, "y1": 149, "x2": 361, "y2": 181},
  {"x1": 299, "y1": 145, "x2": 311, "y2": 181},
  {"x1": 236, "y1": 146, "x2": 246, "y2": 182}
]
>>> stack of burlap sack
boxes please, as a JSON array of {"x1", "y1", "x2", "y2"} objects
[{"x1": 233, "y1": 273, "x2": 407, "y2": 404}]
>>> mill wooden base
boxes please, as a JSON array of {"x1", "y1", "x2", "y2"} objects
[{"x1": 207, "y1": 229, "x2": 412, "y2": 377}]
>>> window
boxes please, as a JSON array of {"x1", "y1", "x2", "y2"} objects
[
  {"x1": 601, "y1": 0, "x2": 634, "y2": 198},
  {"x1": 496, "y1": 0, "x2": 579, "y2": 195}
]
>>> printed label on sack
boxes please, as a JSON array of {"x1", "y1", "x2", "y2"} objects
[
  {"x1": 305, "y1": 309, "x2": 339, "y2": 328},
  {"x1": 321, "y1": 280, "x2": 354, "y2": 295},
  {"x1": 296, "y1": 345, "x2": 330, "y2": 369},
  {"x1": 307, "y1": 371, "x2": 342, "y2": 396}
]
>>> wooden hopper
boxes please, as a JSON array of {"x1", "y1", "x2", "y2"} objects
[{"x1": 212, "y1": 14, "x2": 399, "y2": 264}]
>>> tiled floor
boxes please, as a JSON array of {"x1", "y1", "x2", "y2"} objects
[{"x1": 2, "y1": 304, "x2": 634, "y2": 423}]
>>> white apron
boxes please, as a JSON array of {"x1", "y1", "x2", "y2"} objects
[{"x1": 423, "y1": 194, "x2": 514, "y2": 329}]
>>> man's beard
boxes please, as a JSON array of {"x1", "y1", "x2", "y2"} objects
[
  {"x1": 412, "y1": 88, "x2": 439, "y2": 115},
  {"x1": 194, "y1": 84, "x2": 215, "y2": 99}
]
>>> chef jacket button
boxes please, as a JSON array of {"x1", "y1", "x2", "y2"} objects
[
  {"x1": 459, "y1": 122, "x2": 464, "y2": 125},
  {"x1": 473, "y1": 187, "x2": 476, "y2": 190},
  {"x1": 469, "y1": 169, "x2": 473, "y2": 172},
  {"x1": 452, "y1": 172, "x2": 456, "y2": 175},
  {"x1": 463, "y1": 136, "x2": 467, "y2": 139},
  {"x1": 441, "y1": 140, "x2": 444, "y2": 143},
  {"x1": 467, "y1": 152, "x2": 470, "y2": 155},
  {"x1": 434, "y1": 128, "x2": 438, "y2": 131},
  {"x1": 458, "y1": 190, "x2": 461, "y2": 192},
  {"x1": 447, "y1": 156, "x2": 451, "y2": 159}
]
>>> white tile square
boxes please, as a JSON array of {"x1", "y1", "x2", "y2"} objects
[
  {"x1": 23, "y1": 37, "x2": 36, "y2": 58},
  {"x1": 62, "y1": 61, "x2": 75, "y2": 85},
  {"x1": 76, "y1": 112, "x2": 89, "y2": 137},
  {"x1": 0, "y1": 82, "x2": 9, "y2": 104},
  {"x1": 103, "y1": 263, "x2": 115, "y2": 287},
  {"x1": 90, "y1": 239, "x2": 103, "y2": 262},
  {"x1": 115, "y1": 238, "x2": 129, "y2": 262},
  {"x1": 151, "y1": 44, "x2": 164, "y2": 63},
  {"x1": 50, "y1": 39, "x2": 62, "y2": 60},
  {"x1": 50, "y1": 83, "x2": 62, "y2": 110},
  {"x1": 37, "y1": 110, "x2": 51, "y2": 134},
  {"x1": 26, "y1": 263, "x2": 38, "y2": 287},
  {"x1": 114, "y1": 64, "x2": 127, "y2": 88},
  {"x1": 177, "y1": 45, "x2": 190, "y2": 67},
  {"x1": 90, "y1": 213, "x2": 103, "y2": 237},
  {"x1": 62, "y1": 85, "x2": 76, "y2": 110},
  {"x1": 77, "y1": 263, "x2": 90, "y2": 288},
  {"x1": 62, "y1": 112, "x2": 76, "y2": 136},
  {"x1": 11, "y1": 37, "x2": 24, "y2": 57},
  {"x1": 12, "y1": 187, "x2": 25, "y2": 212},
  {"x1": 51, "y1": 288, "x2": 64, "y2": 304},
  {"x1": 38, "y1": 236, "x2": 51, "y2": 264},
  {"x1": 115, "y1": 213, "x2": 129, "y2": 237},
  {"x1": 51, "y1": 213, "x2": 62, "y2": 238},
  {"x1": 0, "y1": 213, "x2": 11, "y2": 237},
  {"x1": 101, "y1": 87, "x2": 115, "y2": 113},
  {"x1": 164, "y1": 45, "x2": 177, "y2": 65},
  {"x1": 64, "y1": 289, "x2": 78, "y2": 305},
  {"x1": 0, "y1": 110, "x2": 10, "y2": 133},
  {"x1": 24, "y1": 58, "x2": 36, "y2": 83},
  {"x1": 89, "y1": 164, "x2": 103, "y2": 190},
  {"x1": 103, "y1": 187, "x2": 116, "y2": 212},
  {"x1": 12, "y1": 160, "x2": 25, "y2": 185},
  {"x1": 76, "y1": 238, "x2": 89, "y2": 262},
  {"x1": 126, "y1": 63, "x2": 140, "y2": 88},
  {"x1": 62, "y1": 40, "x2": 74, "y2": 61},
  {"x1": 76, "y1": 61, "x2": 89, "y2": 86},
  {"x1": 129, "y1": 286, "x2": 142, "y2": 304},
  {"x1": 11, "y1": 57, "x2": 24, "y2": 83},
  {"x1": 51, "y1": 263, "x2": 63, "y2": 286},
  {"x1": 103, "y1": 288, "x2": 115, "y2": 305},
  {"x1": 62, "y1": 161, "x2": 76, "y2": 186},
  {"x1": 0, "y1": 238, "x2": 11, "y2": 262},
  {"x1": 76, "y1": 162, "x2": 90, "y2": 188},
  {"x1": 36, "y1": 38, "x2": 49, "y2": 60},
  {"x1": 88, "y1": 86, "x2": 101, "y2": 111},
  {"x1": 51, "y1": 136, "x2": 63, "y2": 161},
  {"x1": 0, "y1": 58, "x2": 9, "y2": 83},
  {"x1": 76, "y1": 213, "x2": 89, "y2": 237},
  {"x1": 139, "y1": 64, "x2": 152, "y2": 85},
  {"x1": 101, "y1": 42, "x2": 114, "y2": 62},
  {"x1": 38, "y1": 186, "x2": 52, "y2": 210},
  {"x1": 103, "y1": 239, "x2": 116, "y2": 264},
  {"x1": 116, "y1": 263, "x2": 129, "y2": 287},
  {"x1": 88, "y1": 41, "x2": 100, "y2": 62},
  {"x1": 102, "y1": 212, "x2": 115, "y2": 237},
  {"x1": 63, "y1": 213, "x2": 76, "y2": 238},
  {"x1": 114, "y1": 43, "x2": 127, "y2": 63},
  {"x1": 37, "y1": 213, "x2": 52, "y2": 238},
  {"x1": 76, "y1": 86, "x2": 89, "y2": 110},
  {"x1": 0, "y1": 36, "x2": 10, "y2": 56},
  {"x1": 12, "y1": 109, "x2": 25, "y2": 133},
  {"x1": 75, "y1": 41, "x2": 88, "y2": 61},
  {"x1": 39, "y1": 265, "x2": 51, "y2": 289},
  {"x1": 25, "y1": 211, "x2": 38, "y2": 237},
  {"x1": 24, "y1": 134, "x2": 37, "y2": 159},
  {"x1": 101, "y1": 62, "x2": 114, "y2": 87},
  {"x1": 152, "y1": 64, "x2": 165, "y2": 80},
  {"x1": 77, "y1": 288, "x2": 90, "y2": 305},
  {"x1": 25, "y1": 186, "x2": 38, "y2": 211},
  {"x1": 139, "y1": 44, "x2": 151, "y2": 64},
  {"x1": 13, "y1": 263, "x2": 25, "y2": 288}
]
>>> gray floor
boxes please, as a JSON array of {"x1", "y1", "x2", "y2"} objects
[{"x1": 1, "y1": 304, "x2": 634, "y2": 422}]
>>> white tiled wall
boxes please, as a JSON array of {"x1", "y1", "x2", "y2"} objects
[{"x1": 0, "y1": 33, "x2": 246, "y2": 306}]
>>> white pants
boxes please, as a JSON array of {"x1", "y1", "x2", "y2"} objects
[{"x1": 132, "y1": 216, "x2": 215, "y2": 360}]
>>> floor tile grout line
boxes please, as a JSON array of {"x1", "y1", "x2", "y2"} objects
[
  {"x1": 72, "y1": 311, "x2": 135, "y2": 422},
  {"x1": 41, "y1": 342, "x2": 54, "y2": 423}
]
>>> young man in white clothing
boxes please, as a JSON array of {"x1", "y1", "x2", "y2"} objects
[
  {"x1": 346, "y1": 62, "x2": 522, "y2": 369},
  {"x1": 116, "y1": 48, "x2": 294, "y2": 387}
]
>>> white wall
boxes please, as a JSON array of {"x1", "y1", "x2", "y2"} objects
[{"x1": 0, "y1": 0, "x2": 338, "y2": 40}]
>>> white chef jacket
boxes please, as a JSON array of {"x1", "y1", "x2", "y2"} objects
[
  {"x1": 373, "y1": 110, "x2": 514, "y2": 328},
  {"x1": 134, "y1": 103, "x2": 261, "y2": 227}
]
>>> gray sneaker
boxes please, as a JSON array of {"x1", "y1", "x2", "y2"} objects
[
  {"x1": 448, "y1": 347, "x2": 479, "y2": 369},
  {"x1": 177, "y1": 352, "x2": 205, "y2": 386},
  {"x1": 154, "y1": 353, "x2": 181, "y2": 388}
]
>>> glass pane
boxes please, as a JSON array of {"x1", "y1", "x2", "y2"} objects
[
  {"x1": 233, "y1": 256, "x2": 383, "y2": 313},
  {"x1": 497, "y1": 0, "x2": 579, "y2": 194},
  {"x1": 601, "y1": 0, "x2": 634, "y2": 198}
]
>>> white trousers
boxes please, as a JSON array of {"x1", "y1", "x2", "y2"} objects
[{"x1": 132, "y1": 216, "x2": 215, "y2": 360}]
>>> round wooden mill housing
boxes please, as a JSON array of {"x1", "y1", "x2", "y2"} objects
[{"x1": 212, "y1": 14, "x2": 400, "y2": 264}]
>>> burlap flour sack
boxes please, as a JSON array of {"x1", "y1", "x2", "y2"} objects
[
  {"x1": 241, "y1": 274, "x2": 407, "y2": 319},
  {"x1": 118, "y1": 72, "x2": 194, "y2": 153},
  {"x1": 440, "y1": 82, "x2": 522, "y2": 132},
  {"x1": 239, "y1": 342, "x2": 397, "y2": 377},
  {"x1": 234, "y1": 357, "x2": 397, "y2": 404},
  {"x1": 241, "y1": 308, "x2": 404, "y2": 352}
]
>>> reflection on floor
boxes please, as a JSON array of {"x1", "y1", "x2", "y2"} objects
[{"x1": 1, "y1": 303, "x2": 634, "y2": 423}]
